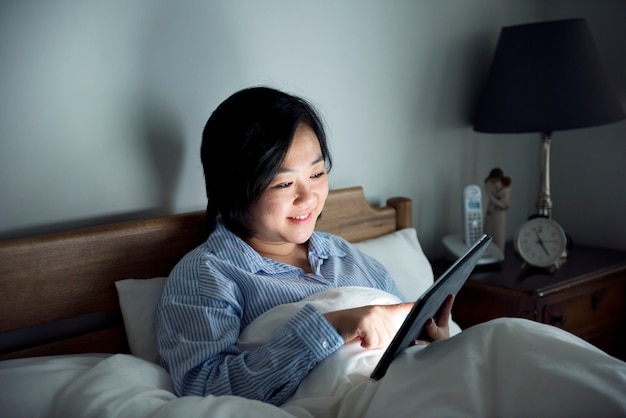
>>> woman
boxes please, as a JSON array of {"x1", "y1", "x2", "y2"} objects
[{"x1": 154, "y1": 87, "x2": 452, "y2": 406}]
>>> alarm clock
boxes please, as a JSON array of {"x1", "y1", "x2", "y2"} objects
[{"x1": 514, "y1": 217, "x2": 568, "y2": 270}]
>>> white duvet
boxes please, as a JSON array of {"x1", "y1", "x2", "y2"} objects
[{"x1": 2, "y1": 287, "x2": 626, "y2": 418}]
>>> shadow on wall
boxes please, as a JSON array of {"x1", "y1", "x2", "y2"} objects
[
  {"x1": 141, "y1": 98, "x2": 185, "y2": 215},
  {"x1": 0, "y1": 100, "x2": 185, "y2": 241}
]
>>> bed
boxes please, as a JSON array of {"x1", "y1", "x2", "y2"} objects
[{"x1": 1, "y1": 186, "x2": 625, "y2": 417}]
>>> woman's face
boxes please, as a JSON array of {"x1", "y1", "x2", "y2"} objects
[{"x1": 247, "y1": 123, "x2": 329, "y2": 247}]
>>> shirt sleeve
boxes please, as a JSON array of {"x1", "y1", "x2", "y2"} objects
[{"x1": 155, "y1": 291, "x2": 343, "y2": 406}]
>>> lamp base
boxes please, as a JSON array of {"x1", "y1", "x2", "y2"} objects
[{"x1": 537, "y1": 132, "x2": 554, "y2": 218}]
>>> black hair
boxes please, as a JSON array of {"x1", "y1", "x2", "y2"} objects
[{"x1": 201, "y1": 86, "x2": 332, "y2": 237}]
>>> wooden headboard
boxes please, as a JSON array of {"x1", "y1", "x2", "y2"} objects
[{"x1": 0, "y1": 186, "x2": 411, "y2": 360}]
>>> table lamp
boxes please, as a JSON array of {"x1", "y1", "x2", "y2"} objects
[{"x1": 473, "y1": 18, "x2": 625, "y2": 219}]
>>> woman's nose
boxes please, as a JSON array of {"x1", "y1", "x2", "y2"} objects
[{"x1": 294, "y1": 184, "x2": 314, "y2": 205}]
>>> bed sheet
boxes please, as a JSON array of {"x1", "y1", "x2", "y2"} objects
[
  {"x1": 2, "y1": 287, "x2": 625, "y2": 418},
  {"x1": 0, "y1": 353, "x2": 110, "y2": 417}
]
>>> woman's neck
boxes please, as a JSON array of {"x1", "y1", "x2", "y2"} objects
[{"x1": 246, "y1": 239, "x2": 312, "y2": 273}]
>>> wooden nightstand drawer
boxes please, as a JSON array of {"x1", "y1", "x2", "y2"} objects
[
  {"x1": 441, "y1": 244, "x2": 626, "y2": 360},
  {"x1": 542, "y1": 278, "x2": 626, "y2": 337}
]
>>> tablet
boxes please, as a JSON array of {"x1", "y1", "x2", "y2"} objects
[{"x1": 370, "y1": 234, "x2": 492, "y2": 380}]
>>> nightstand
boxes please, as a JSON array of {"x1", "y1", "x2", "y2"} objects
[{"x1": 437, "y1": 244, "x2": 626, "y2": 360}]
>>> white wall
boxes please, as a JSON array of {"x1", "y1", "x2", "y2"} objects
[
  {"x1": 1, "y1": 1, "x2": 624, "y2": 257},
  {"x1": 544, "y1": 0, "x2": 626, "y2": 251}
]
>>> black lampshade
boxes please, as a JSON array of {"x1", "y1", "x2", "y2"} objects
[{"x1": 474, "y1": 18, "x2": 625, "y2": 133}]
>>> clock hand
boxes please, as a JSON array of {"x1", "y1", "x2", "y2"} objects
[{"x1": 535, "y1": 231, "x2": 550, "y2": 256}]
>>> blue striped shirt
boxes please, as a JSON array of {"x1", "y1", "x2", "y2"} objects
[{"x1": 154, "y1": 220, "x2": 402, "y2": 406}]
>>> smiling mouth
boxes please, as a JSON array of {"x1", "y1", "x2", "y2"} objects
[{"x1": 289, "y1": 213, "x2": 312, "y2": 222}]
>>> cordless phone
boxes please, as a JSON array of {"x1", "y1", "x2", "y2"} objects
[{"x1": 463, "y1": 185, "x2": 483, "y2": 246}]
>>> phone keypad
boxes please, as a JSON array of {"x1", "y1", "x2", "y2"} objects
[{"x1": 466, "y1": 212, "x2": 482, "y2": 244}]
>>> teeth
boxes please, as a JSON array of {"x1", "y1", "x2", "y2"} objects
[{"x1": 292, "y1": 214, "x2": 308, "y2": 220}]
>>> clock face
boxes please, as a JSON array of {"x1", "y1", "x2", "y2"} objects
[{"x1": 515, "y1": 218, "x2": 567, "y2": 268}]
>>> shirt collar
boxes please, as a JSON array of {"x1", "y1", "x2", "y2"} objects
[{"x1": 207, "y1": 220, "x2": 347, "y2": 274}]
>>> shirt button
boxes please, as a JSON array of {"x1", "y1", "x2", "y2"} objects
[{"x1": 322, "y1": 340, "x2": 329, "y2": 349}]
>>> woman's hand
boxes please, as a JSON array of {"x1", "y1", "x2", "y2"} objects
[
  {"x1": 323, "y1": 302, "x2": 414, "y2": 349},
  {"x1": 415, "y1": 294, "x2": 454, "y2": 345}
]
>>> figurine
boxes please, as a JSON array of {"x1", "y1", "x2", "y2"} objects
[{"x1": 483, "y1": 168, "x2": 511, "y2": 251}]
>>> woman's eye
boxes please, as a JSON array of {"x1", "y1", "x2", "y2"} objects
[
  {"x1": 312, "y1": 171, "x2": 326, "y2": 179},
  {"x1": 276, "y1": 182, "x2": 293, "y2": 188}
]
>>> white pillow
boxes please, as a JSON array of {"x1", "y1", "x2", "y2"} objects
[
  {"x1": 115, "y1": 277, "x2": 166, "y2": 363},
  {"x1": 353, "y1": 228, "x2": 433, "y2": 302},
  {"x1": 115, "y1": 228, "x2": 438, "y2": 362}
]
